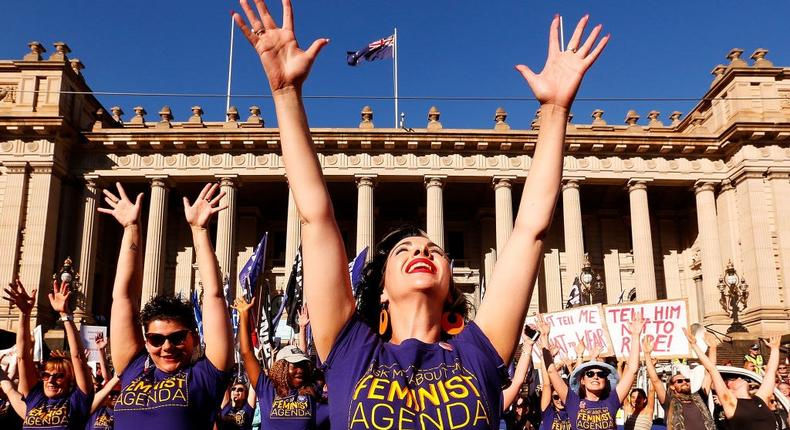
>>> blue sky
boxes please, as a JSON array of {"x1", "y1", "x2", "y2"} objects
[{"x1": 3, "y1": 1, "x2": 789, "y2": 129}]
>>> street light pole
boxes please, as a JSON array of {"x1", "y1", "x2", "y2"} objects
[{"x1": 717, "y1": 260, "x2": 749, "y2": 333}]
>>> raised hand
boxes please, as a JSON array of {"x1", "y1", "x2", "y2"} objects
[
  {"x1": 48, "y1": 280, "x2": 72, "y2": 315},
  {"x1": 641, "y1": 335, "x2": 654, "y2": 356},
  {"x1": 682, "y1": 327, "x2": 696, "y2": 345},
  {"x1": 764, "y1": 335, "x2": 781, "y2": 350},
  {"x1": 516, "y1": 15, "x2": 608, "y2": 109},
  {"x1": 183, "y1": 183, "x2": 228, "y2": 230},
  {"x1": 627, "y1": 315, "x2": 646, "y2": 336},
  {"x1": 297, "y1": 304, "x2": 310, "y2": 328},
  {"x1": 3, "y1": 279, "x2": 36, "y2": 315},
  {"x1": 97, "y1": 183, "x2": 143, "y2": 228},
  {"x1": 574, "y1": 339, "x2": 587, "y2": 358},
  {"x1": 233, "y1": 0, "x2": 329, "y2": 92},
  {"x1": 231, "y1": 296, "x2": 255, "y2": 315},
  {"x1": 95, "y1": 332, "x2": 107, "y2": 350}
]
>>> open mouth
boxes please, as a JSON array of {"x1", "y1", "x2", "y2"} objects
[{"x1": 406, "y1": 258, "x2": 436, "y2": 274}]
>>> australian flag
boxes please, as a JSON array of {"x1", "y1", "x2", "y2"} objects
[
  {"x1": 239, "y1": 233, "x2": 268, "y2": 301},
  {"x1": 347, "y1": 35, "x2": 394, "y2": 66}
]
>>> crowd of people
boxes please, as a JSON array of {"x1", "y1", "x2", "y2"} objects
[{"x1": 0, "y1": 1, "x2": 788, "y2": 429}]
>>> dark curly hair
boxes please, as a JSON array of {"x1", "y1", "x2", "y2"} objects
[
  {"x1": 268, "y1": 359, "x2": 316, "y2": 399},
  {"x1": 140, "y1": 295, "x2": 198, "y2": 333},
  {"x1": 354, "y1": 225, "x2": 470, "y2": 341}
]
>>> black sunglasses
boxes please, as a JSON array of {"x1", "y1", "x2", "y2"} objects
[
  {"x1": 40, "y1": 371, "x2": 65, "y2": 381},
  {"x1": 552, "y1": 394, "x2": 561, "y2": 400},
  {"x1": 231, "y1": 387, "x2": 245, "y2": 392},
  {"x1": 145, "y1": 330, "x2": 191, "y2": 347},
  {"x1": 672, "y1": 377, "x2": 691, "y2": 384},
  {"x1": 584, "y1": 370, "x2": 609, "y2": 379}
]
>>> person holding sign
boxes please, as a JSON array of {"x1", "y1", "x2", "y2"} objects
[
  {"x1": 3, "y1": 279, "x2": 94, "y2": 429},
  {"x1": 644, "y1": 333, "x2": 717, "y2": 430},
  {"x1": 99, "y1": 183, "x2": 234, "y2": 430},
  {"x1": 232, "y1": 0, "x2": 609, "y2": 428},
  {"x1": 538, "y1": 314, "x2": 645, "y2": 430}
]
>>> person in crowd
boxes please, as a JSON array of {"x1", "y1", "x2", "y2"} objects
[
  {"x1": 86, "y1": 334, "x2": 120, "y2": 430},
  {"x1": 231, "y1": 0, "x2": 608, "y2": 427},
  {"x1": 744, "y1": 342, "x2": 765, "y2": 375},
  {"x1": 0, "y1": 350, "x2": 24, "y2": 429},
  {"x1": 2, "y1": 279, "x2": 94, "y2": 429},
  {"x1": 234, "y1": 296, "x2": 322, "y2": 429},
  {"x1": 217, "y1": 381, "x2": 256, "y2": 430},
  {"x1": 621, "y1": 385, "x2": 655, "y2": 430},
  {"x1": 538, "y1": 353, "x2": 570, "y2": 430},
  {"x1": 503, "y1": 335, "x2": 536, "y2": 429},
  {"x1": 644, "y1": 331, "x2": 717, "y2": 430},
  {"x1": 779, "y1": 382, "x2": 790, "y2": 400},
  {"x1": 538, "y1": 314, "x2": 644, "y2": 430},
  {"x1": 778, "y1": 362, "x2": 789, "y2": 385},
  {"x1": 685, "y1": 330, "x2": 782, "y2": 430},
  {"x1": 766, "y1": 393, "x2": 790, "y2": 430},
  {"x1": 98, "y1": 182, "x2": 234, "y2": 429}
]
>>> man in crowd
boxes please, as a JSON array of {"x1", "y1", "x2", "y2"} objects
[
  {"x1": 777, "y1": 363, "x2": 789, "y2": 385},
  {"x1": 744, "y1": 342, "x2": 765, "y2": 375}
]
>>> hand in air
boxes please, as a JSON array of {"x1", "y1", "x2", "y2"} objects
[
  {"x1": 297, "y1": 305, "x2": 310, "y2": 328},
  {"x1": 183, "y1": 183, "x2": 228, "y2": 229},
  {"x1": 232, "y1": 296, "x2": 255, "y2": 315},
  {"x1": 516, "y1": 15, "x2": 609, "y2": 109},
  {"x1": 3, "y1": 279, "x2": 36, "y2": 315},
  {"x1": 233, "y1": 0, "x2": 329, "y2": 92},
  {"x1": 97, "y1": 183, "x2": 143, "y2": 228},
  {"x1": 764, "y1": 335, "x2": 781, "y2": 350},
  {"x1": 48, "y1": 280, "x2": 72, "y2": 315}
]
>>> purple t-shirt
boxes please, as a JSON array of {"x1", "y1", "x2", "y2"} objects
[
  {"x1": 322, "y1": 317, "x2": 506, "y2": 430},
  {"x1": 540, "y1": 406, "x2": 570, "y2": 430},
  {"x1": 22, "y1": 382, "x2": 92, "y2": 429},
  {"x1": 255, "y1": 372, "x2": 316, "y2": 429},
  {"x1": 113, "y1": 352, "x2": 231, "y2": 430},
  {"x1": 565, "y1": 390, "x2": 620, "y2": 430},
  {"x1": 86, "y1": 406, "x2": 114, "y2": 430},
  {"x1": 218, "y1": 403, "x2": 254, "y2": 430}
]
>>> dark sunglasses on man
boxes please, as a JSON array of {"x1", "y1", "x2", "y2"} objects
[{"x1": 144, "y1": 329, "x2": 191, "y2": 347}]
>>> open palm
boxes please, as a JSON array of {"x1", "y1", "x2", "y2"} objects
[
  {"x1": 233, "y1": 0, "x2": 328, "y2": 92},
  {"x1": 48, "y1": 280, "x2": 71, "y2": 314},
  {"x1": 183, "y1": 183, "x2": 227, "y2": 229},
  {"x1": 3, "y1": 279, "x2": 36, "y2": 315},
  {"x1": 97, "y1": 182, "x2": 143, "y2": 228},
  {"x1": 516, "y1": 15, "x2": 608, "y2": 109}
]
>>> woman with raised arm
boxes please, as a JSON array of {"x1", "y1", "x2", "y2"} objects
[
  {"x1": 537, "y1": 350, "x2": 571, "y2": 430},
  {"x1": 233, "y1": 1, "x2": 607, "y2": 427},
  {"x1": 538, "y1": 314, "x2": 645, "y2": 430},
  {"x1": 233, "y1": 296, "x2": 321, "y2": 429},
  {"x1": 217, "y1": 380, "x2": 256, "y2": 430},
  {"x1": 2, "y1": 279, "x2": 94, "y2": 429},
  {"x1": 86, "y1": 334, "x2": 120, "y2": 430},
  {"x1": 98, "y1": 182, "x2": 233, "y2": 429}
]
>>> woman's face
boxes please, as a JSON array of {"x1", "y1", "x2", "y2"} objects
[
  {"x1": 230, "y1": 384, "x2": 246, "y2": 403},
  {"x1": 580, "y1": 368, "x2": 609, "y2": 395},
  {"x1": 144, "y1": 319, "x2": 196, "y2": 373},
  {"x1": 41, "y1": 364, "x2": 71, "y2": 399},
  {"x1": 382, "y1": 236, "x2": 451, "y2": 307},
  {"x1": 551, "y1": 390, "x2": 565, "y2": 410},
  {"x1": 629, "y1": 391, "x2": 646, "y2": 408},
  {"x1": 287, "y1": 362, "x2": 309, "y2": 389}
]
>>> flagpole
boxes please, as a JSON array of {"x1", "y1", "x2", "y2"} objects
[
  {"x1": 225, "y1": 14, "x2": 235, "y2": 116},
  {"x1": 393, "y1": 27, "x2": 399, "y2": 128},
  {"x1": 559, "y1": 16, "x2": 565, "y2": 52}
]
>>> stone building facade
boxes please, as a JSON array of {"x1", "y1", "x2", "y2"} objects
[{"x1": 1, "y1": 42, "x2": 789, "y2": 343}]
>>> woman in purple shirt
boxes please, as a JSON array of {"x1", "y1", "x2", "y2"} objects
[
  {"x1": 98, "y1": 182, "x2": 234, "y2": 430},
  {"x1": 232, "y1": 1, "x2": 608, "y2": 428},
  {"x1": 3, "y1": 279, "x2": 94, "y2": 429}
]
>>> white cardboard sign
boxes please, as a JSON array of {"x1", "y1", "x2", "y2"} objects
[{"x1": 603, "y1": 299, "x2": 690, "y2": 359}]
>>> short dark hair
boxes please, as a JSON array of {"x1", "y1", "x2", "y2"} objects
[
  {"x1": 630, "y1": 388, "x2": 646, "y2": 398},
  {"x1": 354, "y1": 225, "x2": 470, "y2": 340},
  {"x1": 140, "y1": 295, "x2": 198, "y2": 333}
]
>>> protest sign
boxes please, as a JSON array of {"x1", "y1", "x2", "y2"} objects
[
  {"x1": 79, "y1": 325, "x2": 107, "y2": 362},
  {"x1": 525, "y1": 304, "x2": 613, "y2": 362},
  {"x1": 603, "y1": 299, "x2": 689, "y2": 359}
]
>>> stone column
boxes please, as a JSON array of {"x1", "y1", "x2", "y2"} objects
[
  {"x1": 599, "y1": 213, "x2": 625, "y2": 304},
  {"x1": 767, "y1": 168, "x2": 790, "y2": 311},
  {"x1": 18, "y1": 163, "x2": 62, "y2": 326},
  {"x1": 543, "y1": 248, "x2": 563, "y2": 311},
  {"x1": 355, "y1": 175, "x2": 376, "y2": 258},
  {"x1": 493, "y1": 177, "x2": 515, "y2": 255},
  {"x1": 0, "y1": 163, "x2": 29, "y2": 306},
  {"x1": 694, "y1": 181, "x2": 724, "y2": 319},
  {"x1": 215, "y1": 176, "x2": 238, "y2": 295},
  {"x1": 284, "y1": 189, "x2": 301, "y2": 283},
  {"x1": 74, "y1": 178, "x2": 102, "y2": 322},
  {"x1": 424, "y1": 176, "x2": 446, "y2": 248},
  {"x1": 628, "y1": 180, "x2": 657, "y2": 301},
  {"x1": 716, "y1": 180, "x2": 741, "y2": 268},
  {"x1": 141, "y1": 177, "x2": 169, "y2": 303},
  {"x1": 479, "y1": 212, "x2": 496, "y2": 289},
  {"x1": 562, "y1": 179, "x2": 585, "y2": 283}
]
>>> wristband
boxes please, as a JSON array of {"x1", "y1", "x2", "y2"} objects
[{"x1": 60, "y1": 314, "x2": 74, "y2": 322}]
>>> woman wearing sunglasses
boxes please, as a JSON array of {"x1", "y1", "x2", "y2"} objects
[
  {"x1": 98, "y1": 182, "x2": 234, "y2": 430},
  {"x1": 234, "y1": 296, "x2": 322, "y2": 430},
  {"x1": 2, "y1": 279, "x2": 94, "y2": 429},
  {"x1": 217, "y1": 381, "x2": 256, "y2": 430},
  {"x1": 231, "y1": 0, "x2": 608, "y2": 427},
  {"x1": 537, "y1": 352, "x2": 570, "y2": 430},
  {"x1": 538, "y1": 314, "x2": 645, "y2": 430}
]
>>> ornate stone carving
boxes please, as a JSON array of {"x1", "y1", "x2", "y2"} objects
[
  {"x1": 0, "y1": 85, "x2": 16, "y2": 103},
  {"x1": 110, "y1": 106, "x2": 124, "y2": 124},
  {"x1": 750, "y1": 48, "x2": 773, "y2": 68},
  {"x1": 359, "y1": 106, "x2": 374, "y2": 129},
  {"x1": 669, "y1": 111, "x2": 683, "y2": 126},
  {"x1": 726, "y1": 48, "x2": 748, "y2": 68},
  {"x1": 188, "y1": 106, "x2": 204, "y2": 124},
  {"x1": 710, "y1": 65, "x2": 726, "y2": 87},
  {"x1": 69, "y1": 59, "x2": 84, "y2": 76},
  {"x1": 646, "y1": 111, "x2": 663, "y2": 127},
  {"x1": 157, "y1": 106, "x2": 173, "y2": 129},
  {"x1": 129, "y1": 106, "x2": 146, "y2": 125},
  {"x1": 23, "y1": 41, "x2": 46, "y2": 61},
  {"x1": 49, "y1": 42, "x2": 71, "y2": 61},
  {"x1": 427, "y1": 106, "x2": 442, "y2": 130},
  {"x1": 591, "y1": 109, "x2": 606, "y2": 125},
  {"x1": 494, "y1": 107, "x2": 510, "y2": 131},
  {"x1": 245, "y1": 106, "x2": 264, "y2": 127}
]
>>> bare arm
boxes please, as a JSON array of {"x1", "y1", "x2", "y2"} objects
[
  {"x1": 0, "y1": 363, "x2": 26, "y2": 418},
  {"x1": 538, "y1": 358, "x2": 553, "y2": 412},
  {"x1": 233, "y1": 297, "x2": 261, "y2": 387},
  {"x1": 3, "y1": 279, "x2": 37, "y2": 395},
  {"x1": 91, "y1": 375, "x2": 119, "y2": 413},
  {"x1": 98, "y1": 183, "x2": 145, "y2": 375},
  {"x1": 49, "y1": 281, "x2": 94, "y2": 396},
  {"x1": 701, "y1": 333, "x2": 720, "y2": 395},
  {"x1": 296, "y1": 305, "x2": 309, "y2": 352},
  {"x1": 756, "y1": 335, "x2": 782, "y2": 401},
  {"x1": 503, "y1": 340, "x2": 534, "y2": 411},
  {"x1": 683, "y1": 328, "x2": 736, "y2": 418},
  {"x1": 616, "y1": 316, "x2": 645, "y2": 402},
  {"x1": 95, "y1": 334, "x2": 111, "y2": 381},
  {"x1": 475, "y1": 15, "x2": 609, "y2": 363},
  {"x1": 233, "y1": 0, "x2": 350, "y2": 363},
  {"x1": 537, "y1": 315, "x2": 569, "y2": 402},
  {"x1": 645, "y1": 379, "x2": 656, "y2": 415},
  {"x1": 184, "y1": 183, "x2": 233, "y2": 371},
  {"x1": 247, "y1": 384, "x2": 257, "y2": 408},
  {"x1": 642, "y1": 337, "x2": 666, "y2": 405}
]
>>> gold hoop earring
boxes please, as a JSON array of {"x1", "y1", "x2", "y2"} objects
[{"x1": 379, "y1": 306, "x2": 390, "y2": 336}]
